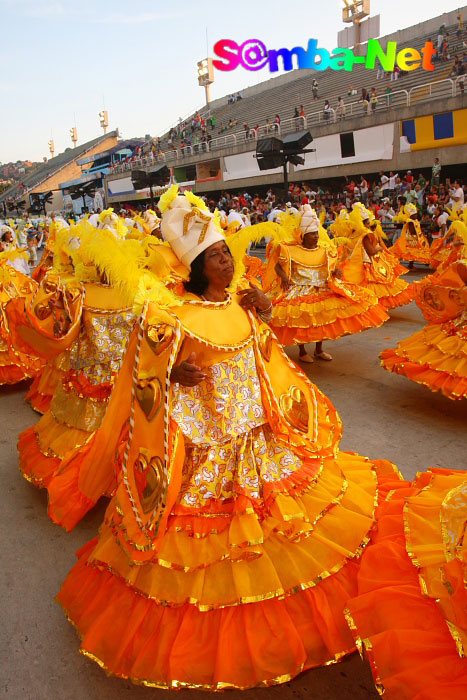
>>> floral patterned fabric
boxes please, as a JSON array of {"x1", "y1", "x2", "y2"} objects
[{"x1": 171, "y1": 345, "x2": 304, "y2": 507}]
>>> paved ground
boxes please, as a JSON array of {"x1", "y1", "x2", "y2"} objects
[{"x1": 1, "y1": 268, "x2": 465, "y2": 700}]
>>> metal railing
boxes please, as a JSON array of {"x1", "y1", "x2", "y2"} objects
[{"x1": 108, "y1": 74, "x2": 463, "y2": 173}]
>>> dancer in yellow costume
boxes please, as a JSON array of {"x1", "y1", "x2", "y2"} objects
[
  {"x1": 264, "y1": 205, "x2": 388, "y2": 363},
  {"x1": 390, "y1": 203, "x2": 431, "y2": 266},
  {"x1": 0, "y1": 248, "x2": 42, "y2": 384},
  {"x1": 337, "y1": 203, "x2": 416, "y2": 310},
  {"x1": 57, "y1": 187, "x2": 405, "y2": 690},
  {"x1": 380, "y1": 231, "x2": 467, "y2": 400},
  {"x1": 346, "y1": 467, "x2": 467, "y2": 698},
  {"x1": 10, "y1": 226, "x2": 145, "y2": 530}
]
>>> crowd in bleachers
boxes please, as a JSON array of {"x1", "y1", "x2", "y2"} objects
[{"x1": 199, "y1": 163, "x2": 464, "y2": 241}]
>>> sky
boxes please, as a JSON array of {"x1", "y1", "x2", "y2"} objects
[{"x1": 0, "y1": 0, "x2": 464, "y2": 163}]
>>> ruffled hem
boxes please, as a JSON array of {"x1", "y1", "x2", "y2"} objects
[
  {"x1": 271, "y1": 304, "x2": 388, "y2": 345},
  {"x1": 47, "y1": 455, "x2": 102, "y2": 532},
  {"x1": 364, "y1": 280, "x2": 415, "y2": 310},
  {"x1": 345, "y1": 476, "x2": 467, "y2": 699},
  {"x1": 25, "y1": 364, "x2": 62, "y2": 413},
  {"x1": 18, "y1": 426, "x2": 60, "y2": 487},
  {"x1": 57, "y1": 549, "x2": 358, "y2": 690},
  {"x1": 0, "y1": 362, "x2": 34, "y2": 385},
  {"x1": 56, "y1": 458, "x2": 404, "y2": 689},
  {"x1": 390, "y1": 242, "x2": 432, "y2": 265},
  {"x1": 380, "y1": 324, "x2": 467, "y2": 400}
]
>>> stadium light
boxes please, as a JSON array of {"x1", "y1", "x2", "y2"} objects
[
  {"x1": 99, "y1": 110, "x2": 109, "y2": 134},
  {"x1": 342, "y1": 0, "x2": 370, "y2": 23},
  {"x1": 48, "y1": 139, "x2": 55, "y2": 158},
  {"x1": 70, "y1": 127, "x2": 78, "y2": 147},
  {"x1": 197, "y1": 57, "x2": 214, "y2": 105}
]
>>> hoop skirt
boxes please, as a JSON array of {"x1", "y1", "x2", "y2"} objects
[
  {"x1": 341, "y1": 232, "x2": 415, "y2": 311},
  {"x1": 266, "y1": 243, "x2": 388, "y2": 346},
  {"x1": 57, "y1": 294, "x2": 405, "y2": 689},
  {"x1": 9, "y1": 274, "x2": 136, "y2": 529},
  {"x1": 390, "y1": 221, "x2": 431, "y2": 264},
  {"x1": 380, "y1": 261, "x2": 467, "y2": 400},
  {"x1": 345, "y1": 468, "x2": 467, "y2": 698},
  {"x1": 0, "y1": 263, "x2": 42, "y2": 384}
]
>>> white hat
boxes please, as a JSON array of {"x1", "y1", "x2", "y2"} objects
[
  {"x1": 286, "y1": 201, "x2": 292, "y2": 207},
  {"x1": 161, "y1": 191, "x2": 224, "y2": 267},
  {"x1": 405, "y1": 203, "x2": 417, "y2": 216},
  {"x1": 299, "y1": 204, "x2": 320, "y2": 234}
]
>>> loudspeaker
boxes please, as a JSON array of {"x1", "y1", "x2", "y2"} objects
[
  {"x1": 282, "y1": 130, "x2": 313, "y2": 151},
  {"x1": 256, "y1": 153, "x2": 284, "y2": 171},
  {"x1": 132, "y1": 165, "x2": 170, "y2": 190},
  {"x1": 256, "y1": 137, "x2": 282, "y2": 154}
]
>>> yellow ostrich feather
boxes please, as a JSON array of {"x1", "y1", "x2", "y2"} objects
[
  {"x1": 184, "y1": 190, "x2": 209, "y2": 212},
  {"x1": 71, "y1": 229, "x2": 148, "y2": 305},
  {"x1": 0, "y1": 247, "x2": 29, "y2": 264},
  {"x1": 369, "y1": 218, "x2": 388, "y2": 240},
  {"x1": 133, "y1": 271, "x2": 180, "y2": 316},
  {"x1": 226, "y1": 221, "x2": 283, "y2": 292},
  {"x1": 158, "y1": 184, "x2": 179, "y2": 213},
  {"x1": 98, "y1": 208, "x2": 114, "y2": 223}
]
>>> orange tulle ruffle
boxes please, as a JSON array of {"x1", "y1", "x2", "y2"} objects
[
  {"x1": 56, "y1": 456, "x2": 405, "y2": 689},
  {"x1": 271, "y1": 290, "x2": 388, "y2": 345},
  {"x1": 345, "y1": 470, "x2": 467, "y2": 699},
  {"x1": 380, "y1": 321, "x2": 467, "y2": 400}
]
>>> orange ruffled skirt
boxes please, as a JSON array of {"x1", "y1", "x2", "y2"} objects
[
  {"x1": 270, "y1": 285, "x2": 388, "y2": 346},
  {"x1": 25, "y1": 358, "x2": 64, "y2": 413},
  {"x1": 345, "y1": 469, "x2": 467, "y2": 699},
  {"x1": 390, "y1": 238, "x2": 432, "y2": 265},
  {"x1": 18, "y1": 375, "x2": 114, "y2": 529},
  {"x1": 57, "y1": 454, "x2": 405, "y2": 690},
  {"x1": 380, "y1": 319, "x2": 467, "y2": 400}
]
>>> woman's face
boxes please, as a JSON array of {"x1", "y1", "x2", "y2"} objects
[
  {"x1": 303, "y1": 230, "x2": 319, "y2": 248},
  {"x1": 202, "y1": 241, "x2": 234, "y2": 287}
]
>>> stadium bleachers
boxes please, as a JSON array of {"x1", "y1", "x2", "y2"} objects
[{"x1": 149, "y1": 18, "x2": 463, "y2": 162}]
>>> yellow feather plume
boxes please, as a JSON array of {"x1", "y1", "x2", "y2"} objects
[
  {"x1": 158, "y1": 184, "x2": 179, "y2": 213},
  {"x1": 184, "y1": 190, "x2": 209, "y2": 212},
  {"x1": 226, "y1": 221, "x2": 283, "y2": 292}
]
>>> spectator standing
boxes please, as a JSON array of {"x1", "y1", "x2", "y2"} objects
[
  {"x1": 431, "y1": 158, "x2": 441, "y2": 186},
  {"x1": 312, "y1": 79, "x2": 318, "y2": 99},
  {"x1": 323, "y1": 100, "x2": 334, "y2": 121},
  {"x1": 299, "y1": 105, "x2": 306, "y2": 127},
  {"x1": 385, "y1": 84, "x2": 393, "y2": 108},
  {"x1": 360, "y1": 176, "x2": 369, "y2": 204},
  {"x1": 380, "y1": 172, "x2": 389, "y2": 198},
  {"x1": 274, "y1": 114, "x2": 281, "y2": 132},
  {"x1": 336, "y1": 96, "x2": 346, "y2": 120},
  {"x1": 388, "y1": 171, "x2": 397, "y2": 200},
  {"x1": 370, "y1": 87, "x2": 378, "y2": 112}
]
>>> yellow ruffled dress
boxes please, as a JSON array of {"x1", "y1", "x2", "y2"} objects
[
  {"x1": 0, "y1": 258, "x2": 43, "y2": 385},
  {"x1": 11, "y1": 273, "x2": 136, "y2": 529},
  {"x1": 390, "y1": 219, "x2": 432, "y2": 265},
  {"x1": 266, "y1": 242, "x2": 388, "y2": 345},
  {"x1": 380, "y1": 260, "x2": 467, "y2": 399},
  {"x1": 345, "y1": 468, "x2": 467, "y2": 698},
  {"x1": 56, "y1": 292, "x2": 404, "y2": 689}
]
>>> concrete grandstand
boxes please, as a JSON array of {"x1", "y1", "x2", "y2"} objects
[{"x1": 106, "y1": 7, "x2": 467, "y2": 204}]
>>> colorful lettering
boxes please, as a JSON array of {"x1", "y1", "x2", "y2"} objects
[
  {"x1": 213, "y1": 39, "x2": 241, "y2": 71},
  {"x1": 397, "y1": 47, "x2": 421, "y2": 71}
]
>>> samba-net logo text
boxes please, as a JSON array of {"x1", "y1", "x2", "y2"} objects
[{"x1": 213, "y1": 38, "x2": 436, "y2": 74}]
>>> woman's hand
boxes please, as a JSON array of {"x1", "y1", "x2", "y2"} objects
[
  {"x1": 238, "y1": 282, "x2": 272, "y2": 311},
  {"x1": 170, "y1": 352, "x2": 205, "y2": 387}
]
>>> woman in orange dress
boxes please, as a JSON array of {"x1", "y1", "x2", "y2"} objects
[
  {"x1": 0, "y1": 248, "x2": 43, "y2": 385},
  {"x1": 264, "y1": 205, "x2": 388, "y2": 363},
  {"x1": 9, "y1": 227, "x2": 143, "y2": 530},
  {"x1": 345, "y1": 467, "x2": 467, "y2": 698},
  {"x1": 380, "y1": 245, "x2": 467, "y2": 400},
  {"x1": 338, "y1": 204, "x2": 416, "y2": 311},
  {"x1": 390, "y1": 203, "x2": 432, "y2": 266},
  {"x1": 56, "y1": 188, "x2": 405, "y2": 690}
]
